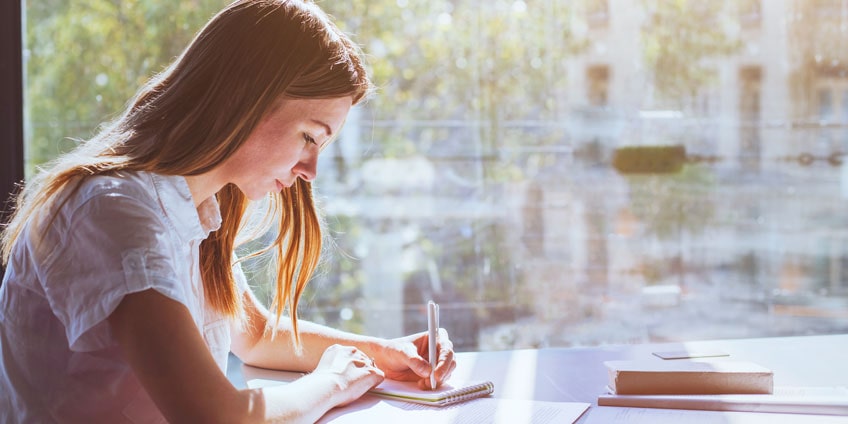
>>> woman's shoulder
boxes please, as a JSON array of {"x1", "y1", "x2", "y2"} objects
[
  {"x1": 74, "y1": 170, "x2": 158, "y2": 205},
  {"x1": 40, "y1": 170, "x2": 164, "y2": 235},
  {"x1": 25, "y1": 171, "x2": 170, "y2": 270}
]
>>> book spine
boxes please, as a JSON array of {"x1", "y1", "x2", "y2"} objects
[{"x1": 613, "y1": 371, "x2": 773, "y2": 395}]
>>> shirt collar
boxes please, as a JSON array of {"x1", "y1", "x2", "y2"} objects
[{"x1": 149, "y1": 173, "x2": 222, "y2": 244}]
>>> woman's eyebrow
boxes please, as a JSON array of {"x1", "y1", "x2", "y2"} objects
[{"x1": 310, "y1": 119, "x2": 332, "y2": 138}]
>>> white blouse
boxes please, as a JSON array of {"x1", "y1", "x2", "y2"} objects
[{"x1": 0, "y1": 171, "x2": 246, "y2": 423}]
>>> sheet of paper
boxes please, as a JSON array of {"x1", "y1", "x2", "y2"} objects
[
  {"x1": 598, "y1": 386, "x2": 848, "y2": 415},
  {"x1": 587, "y1": 406, "x2": 848, "y2": 424},
  {"x1": 652, "y1": 350, "x2": 729, "y2": 360},
  {"x1": 318, "y1": 396, "x2": 590, "y2": 424}
]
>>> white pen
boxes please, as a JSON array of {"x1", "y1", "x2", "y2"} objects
[{"x1": 427, "y1": 300, "x2": 439, "y2": 390}]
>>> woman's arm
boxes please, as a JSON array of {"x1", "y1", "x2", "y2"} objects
[
  {"x1": 231, "y1": 288, "x2": 456, "y2": 389},
  {"x1": 109, "y1": 289, "x2": 383, "y2": 423},
  {"x1": 230, "y1": 288, "x2": 383, "y2": 372}
]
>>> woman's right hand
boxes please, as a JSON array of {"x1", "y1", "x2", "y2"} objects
[{"x1": 310, "y1": 344, "x2": 385, "y2": 407}]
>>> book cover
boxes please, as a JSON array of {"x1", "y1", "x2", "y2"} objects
[
  {"x1": 604, "y1": 360, "x2": 773, "y2": 395},
  {"x1": 368, "y1": 379, "x2": 495, "y2": 407}
]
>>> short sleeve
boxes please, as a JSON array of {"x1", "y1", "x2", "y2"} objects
[{"x1": 41, "y1": 192, "x2": 189, "y2": 352}]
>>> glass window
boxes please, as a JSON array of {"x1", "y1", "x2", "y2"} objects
[
  {"x1": 842, "y1": 89, "x2": 848, "y2": 122},
  {"x1": 586, "y1": 65, "x2": 610, "y2": 107},
  {"x1": 24, "y1": 0, "x2": 848, "y2": 352},
  {"x1": 738, "y1": 0, "x2": 762, "y2": 27},
  {"x1": 819, "y1": 89, "x2": 834, "y2": 121},
  {"x1": 586, "y1": 0, "x2": 610, "y2": 27}
]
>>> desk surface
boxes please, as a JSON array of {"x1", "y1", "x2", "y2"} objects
[
  {"x1": 241, "y1": 334, "x2": 848, "y2": 423},
  {"x1": 447, "y1": 334, "x2": 848, "y2": 423}
]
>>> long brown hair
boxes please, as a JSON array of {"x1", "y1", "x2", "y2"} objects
[{"x1": 1, "y1": 0, "x2": 372, "y2": 347}]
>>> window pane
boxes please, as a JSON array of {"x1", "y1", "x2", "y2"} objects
[
  {"x1": 819, "y1": 89, "x2": 834, "y2": 121},
  {"x1": 24, "y1": 0, "x2": 848, "y2": 352}
]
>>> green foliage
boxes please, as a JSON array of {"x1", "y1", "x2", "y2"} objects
[
  {"x1": 321, "y1": 0, "x2": 585, "y2": 175},
  {"x1": 640, "y1": 0, "x2": 740, "y2": 104},
  {"x1": 25, "y1": 0, "x2": 227, "y2": 174}
]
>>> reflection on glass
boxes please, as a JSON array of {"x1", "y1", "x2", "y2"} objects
[
  {"x1": 842, "y1": 90, "x2": 848, "y2": 122},
  {"x1": 23, "y1": 0, "x2": 848, "y2": 352},
  {"x1": 819, "y1": 89, "x2": 834, "y2": 121}
]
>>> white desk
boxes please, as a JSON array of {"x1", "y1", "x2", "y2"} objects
[{"x1": 242, "y1": 334, "x2": 848, "y2": 423}]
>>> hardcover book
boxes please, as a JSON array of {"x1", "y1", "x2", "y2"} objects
[{"x1": 604, "y1": 360, "x2": 773, "y2": 395}]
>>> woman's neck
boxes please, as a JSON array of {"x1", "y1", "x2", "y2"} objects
[{"x1": 184, "y1": 173, "x2": 224, "y2": 207}]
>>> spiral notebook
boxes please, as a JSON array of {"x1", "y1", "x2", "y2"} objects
[{"x1": 368, "y1": 379, "x2": 495, "y2": 406}]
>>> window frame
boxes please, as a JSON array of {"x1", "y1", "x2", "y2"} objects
[{"x1": 0, "y1": 0, "x2": 25, "y2": 277}]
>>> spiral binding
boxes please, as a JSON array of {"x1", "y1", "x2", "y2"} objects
[{"x1": 435, "y1": 381, "x2": 495, "y2": 406}]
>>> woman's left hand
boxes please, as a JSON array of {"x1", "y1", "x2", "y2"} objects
[{"x1": 372, "y1": 329, "x2": 456, "y2": 389}]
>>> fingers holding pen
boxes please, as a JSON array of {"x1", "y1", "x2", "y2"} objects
[
  {"x1": 419, "y1": 327, "x2": 456, "y2": 389},
  {"x1": 377, "y1": 327, "x2": 457, "y2": 389},
  {"x1": 435, "y1": 328, "x2": 456, "y2": 385}
]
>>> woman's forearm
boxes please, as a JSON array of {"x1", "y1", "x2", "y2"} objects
[{"x1": 236, "y1": 317, "x2": 384, "y2": 372}]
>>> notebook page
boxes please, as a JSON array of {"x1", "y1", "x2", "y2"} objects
[{"x1": 318, "y1": 396, "x2": 590, "y2": 424}]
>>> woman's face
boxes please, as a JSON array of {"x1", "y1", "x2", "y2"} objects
[{"x1": 219, "y1": 96, "x2": 352, "y2": 200}]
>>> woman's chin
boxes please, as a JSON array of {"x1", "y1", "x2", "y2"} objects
[{"x1": 239, "y1": 188, "x2": 272, "y2": 202}]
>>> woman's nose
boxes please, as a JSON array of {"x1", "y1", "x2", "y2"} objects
[{"x1": 294, "y1": 154, "x2": 318, "y2": 182}]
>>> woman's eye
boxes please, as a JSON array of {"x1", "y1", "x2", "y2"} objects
[{"x1": 303, "y1": 133, "x2": 317, "y2": 145}]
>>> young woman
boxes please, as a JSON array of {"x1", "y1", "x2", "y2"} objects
[{"x1": 0, "y1": 1, "x2": 456, "y2": 422}]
